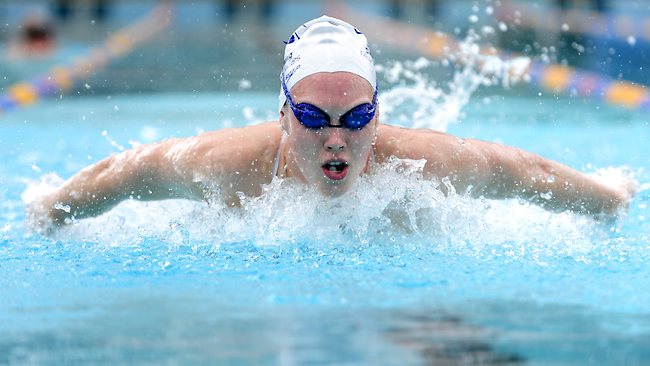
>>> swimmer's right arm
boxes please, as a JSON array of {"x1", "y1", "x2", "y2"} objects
[
  {"x1": 30, "y1": 123, "x2": 281, "y2": 233},
  {"x1": 34, "y1": 137, "x2": 208, "y2": 229}
]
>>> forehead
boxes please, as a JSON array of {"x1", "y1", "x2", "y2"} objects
[{"x1": 290, "y1": 72, "x2": 374, "y2": 101}]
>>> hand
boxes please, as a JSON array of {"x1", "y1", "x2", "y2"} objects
[
  {"x1": 22, "y1": 173, "x2": 65, "y2": 236},
  {"x1": 590, "y1": 167, "x2": 638, "y2": 220},
  {"x1": 616, "y1": 174, "x2": 638, "y2": 212},
  {"x1": 25, "y1": 197, "x2": 56, "y2": 236}
]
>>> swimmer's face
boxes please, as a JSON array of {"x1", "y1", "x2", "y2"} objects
[{"x1": 281, "y1": 72, "x2": 378, "y2": 196}]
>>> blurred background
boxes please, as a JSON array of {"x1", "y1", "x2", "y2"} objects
[{"x1": 1, "y1": 0, "x2": 650, "y2": 110}]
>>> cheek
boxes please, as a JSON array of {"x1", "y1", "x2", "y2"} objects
[
  {"x1": 289, "y1": 131, "x2": 320, "y2": 161},
  {"x1": 349, "y1": 130, "x2": 375, "y2": 153}
]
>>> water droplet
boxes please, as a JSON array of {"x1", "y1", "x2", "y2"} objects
[
  {"x1": 238, "y1": 78, "x2": 251, "y2": 90},
  {"x1": 54, "y1": 203, "x2": 71, "y2": 213}
]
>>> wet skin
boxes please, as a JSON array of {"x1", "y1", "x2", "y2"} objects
[
  {"x1": 30, "y1": 72, "x2": 635, "y2": 232},
  {"x1": 279, "y1": 72, "x2": 378, "y2": 197}
]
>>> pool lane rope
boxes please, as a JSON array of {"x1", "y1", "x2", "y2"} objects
[
  {"x1": 497, "y1": 0, "x2": 650, "y2": 44},
  {"x1": 330, "y1": 5, "x2": 650, "y2": 112},
  {"x1": 0, "y1": 2, "x2": 174, "y2": 115}
]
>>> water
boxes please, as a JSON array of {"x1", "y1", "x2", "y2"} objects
[
  {"x1": 2, "y1": 22, "x2": 650, "y2": 366},
  {"x1": 2, "y1": 79, "x2": 649, "y2": 364}
]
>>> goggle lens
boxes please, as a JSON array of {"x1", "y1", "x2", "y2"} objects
[{"x1": 282, "y1": 76, "x2": 377, "y2": 130}]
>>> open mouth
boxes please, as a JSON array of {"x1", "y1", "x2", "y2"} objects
[{"x1": 322, "y1": 160, "x2": 349, "y2": 180}]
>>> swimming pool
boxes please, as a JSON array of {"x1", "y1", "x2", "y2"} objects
[{"x1": 2, "y1": 63, "x2": 650, "y2": 364}]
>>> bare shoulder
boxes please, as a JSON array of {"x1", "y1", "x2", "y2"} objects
[
  {"x1": 374, "y1": 124, "x2": 493, "y2": 179},
  {"x1": 375, "y1": 124, "x2": 468, "y2": 162},
  {"x1": 187, "y1": 121, "x2": 282, "y2": 158},
  {"x1": 161, "y1": 121, "x2": 283, "y2": 195},
  {"x1": 192, "y1": 120, "x2": 281, "y2": 169}
]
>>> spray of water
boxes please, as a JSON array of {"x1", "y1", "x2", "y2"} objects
[
  {"x1": 23, "y1": 154, "x2": 633, "y2": 267},
  {"x1": 376, "y1": 29, "x2": 529, "y2": 131},
  {"x1": 20, "y1": 28, "x2": 637, "y2": 266}
]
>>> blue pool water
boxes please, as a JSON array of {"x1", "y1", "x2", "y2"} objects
[{"x1": 1, "y1": 78, "x2": 650, "y2": 364}]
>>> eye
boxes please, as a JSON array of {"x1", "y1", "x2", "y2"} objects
[
  {"x1": 300, "y1": 112, "x2": 328, "y2": 127},
  {"x1": 341, "y1": 104, "x2": 374, "y2": 129},
  {"x1": 295, "y1": 103, "x2": 330, "y2": 128}
]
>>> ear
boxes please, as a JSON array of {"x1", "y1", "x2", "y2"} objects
[
  {"x1": 279, "y1": 107, "x2": 289, "y2": 132},
  {"x1": 373, "y1": 106, "x2": 380, "y2": 129},
  {"x1": 371, "y1": 108, "x2": 380, "y2": 145}
]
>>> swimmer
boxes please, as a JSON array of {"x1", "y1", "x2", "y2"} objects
[
  {"x1": 5, "y1": 11, "x2": 57, "y2": 60},
  {"x1": 28, "y1": 16, "x2": 635, "y2": 233}
]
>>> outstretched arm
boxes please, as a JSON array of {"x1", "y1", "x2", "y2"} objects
[
  {"x1": 32, "y1": 137, "x2": 206, "y2": 229},
  {"x1": 450, "y1": 138, "x2": 634, "y2": 217},
  {"x1": 28, "y1": 122, "x2": 282, "y2": 233},
  {"x1": 377, "y1": 125, "x2": 635, "y2": 218}
]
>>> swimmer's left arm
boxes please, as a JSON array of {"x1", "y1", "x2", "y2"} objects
[
  {"x1": 434, "y1": 136, "x2": 634, "y2": 217},
  {"x1": 376, "y1": 126, "x2": 634, "y2": 218}
]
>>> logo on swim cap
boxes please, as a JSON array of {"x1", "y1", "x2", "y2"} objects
[{"x1": 284, "y1": 33, "x2": 299, "y2": 45}]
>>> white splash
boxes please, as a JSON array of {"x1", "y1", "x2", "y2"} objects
[
  {"x1": 18, "y1": 29, "x2": 635, "y2": 265},
  {"x1": 23, "y1": 159, "x2": 629, "y2": 265},
  {"x1": 21, "y1": 173, "x2": 65, "y2": 235},
  {"x1": 101, "y1": 130, "x2": 125, "y2": 152},
  {"x1": 377, "y1": 30, "x2": 529, "y2": 132}
]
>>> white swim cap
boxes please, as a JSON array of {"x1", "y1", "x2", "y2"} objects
[{"x1": 279, "y1": 15, "x2": 377, "y2": 111}]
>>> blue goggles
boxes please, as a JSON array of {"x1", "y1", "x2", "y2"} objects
[{"x1": 282, "y1": 77, "x2": 378, "y2": 130}]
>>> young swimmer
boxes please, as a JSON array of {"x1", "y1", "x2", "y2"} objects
[{"x1": 29, "y1": 16, "x2": 634, "y2": 232}]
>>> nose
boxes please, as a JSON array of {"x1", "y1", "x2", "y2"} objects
[
  {"x1": 326, "y1": 142, "x2": 345, "y2": 152},
  {"x1": 324, "y1": 129, "x2": 346, "y2": 152}
]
